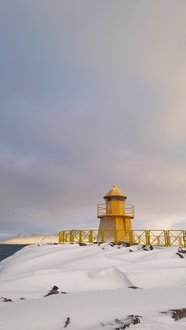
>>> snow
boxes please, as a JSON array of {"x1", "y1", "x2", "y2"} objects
[{"x1": 0, "y1": 243, "x2": 186, "y2": 329}]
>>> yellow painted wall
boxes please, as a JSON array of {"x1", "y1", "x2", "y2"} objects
[
  {"x1": 98, "y1": 216, "x2": 116, "y2": 231},
  {"x1": 98, "y1": 215, "x2": 132, "y2": 242}
]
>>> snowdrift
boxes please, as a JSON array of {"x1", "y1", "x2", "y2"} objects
[{"x1": 0, "y1": 243, "x2": 186, "y2": 329}]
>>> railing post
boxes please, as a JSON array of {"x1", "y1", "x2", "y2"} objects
[
  {"x1": 114, "y1": 230, "x2": 118, "y2": 244},
  {"x1": 145, "y1": 230, "x2": 150, "y2": 245},
  {"x1": 59, "y1": 231, "x2": 64, "y2": 244},
  {"x1": 65, "y1": 232, "x2": 68, "y2": 243},
  {"x1": 101, "y1": 230, "x2": 105, "y2": 243},
  {"x1": 79, "y1": 230, "x2": 83, "y2": 243},
  {"x1": 89, "y1": 230, "x2": 93, "y2": 243},
  {"x1": 70, "y1": 230, "x2": 74, "y2": 243},
  {"x1": 183, "y1": 231, "x2": 186, "y2": 248},
  {"x1": 179, "y1": 237, "x2": 183, "y2": 247},
  {"x1": 164, "y1": 230, "x2": 167, "y2": 246},
  {"x1": 167, "y1": 230, "x2": 171, "y2": 246},
  {"x1": 164, "y1": 230, "x2": 170, "y2": 246},
  {"x1": 129, "y1": 230, "x2": 134, "y2": 245}
]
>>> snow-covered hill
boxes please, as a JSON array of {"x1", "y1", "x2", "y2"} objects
[
  {"x1": 0, "y1": 233, "x2": 59, "y2": 244},
  {"x1": 0, "y1": 243, "x2": 186, "y2": 330}
]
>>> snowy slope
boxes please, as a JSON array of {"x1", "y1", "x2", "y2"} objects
[
  {"x1": 0, "y1": 233, "x2": 59, "y2": 244},
  {"x1": 0, "y1": 243, "x2": 186, "y2": 330}
]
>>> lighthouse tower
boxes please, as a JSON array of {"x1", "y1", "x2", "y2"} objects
[{"x1": 97, "y1": 184, "x2": 134, "y2": 242}]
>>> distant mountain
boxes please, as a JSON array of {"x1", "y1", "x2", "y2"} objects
[{"x1": 0, "y1": 233, "x2": 59, "y2": 244}]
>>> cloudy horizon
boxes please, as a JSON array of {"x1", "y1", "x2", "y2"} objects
[{"x1": 1, "y1": 1, "x2": 186, "y2": 240}]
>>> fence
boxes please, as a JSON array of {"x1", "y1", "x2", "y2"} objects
[{"x1": 59, "y1": 229, "x2": 186, "y2": 247}]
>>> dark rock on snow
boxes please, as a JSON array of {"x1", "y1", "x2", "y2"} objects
[
  {"x1": 161, "y1": 308, "x2": 186, "y2": 321},
  {"x1": 64, "y1": 317, "x2": 70, "y2": 328},
  {"x1": 176, "y1": 252, "x2": 184, "y2": 258},
  {"x1": 141, "y1": 245, "x2": 153, "y2": 251},
  {"x1": 44, "y1": 285, "x2": 59, "y2": 297},
  {"x1": 0, "y1": 297, "x2": 12, "y2": 302},
  {"x1": 101, "y1": 315, "x2": 142, "y2": 329},
  {"x1": 128, "y1": 286, "x2": 141, "y2": 290}
]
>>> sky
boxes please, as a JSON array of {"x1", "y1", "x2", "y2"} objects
[{"x1": 1, "y1": 0, "x2": 186, "y2": 240}]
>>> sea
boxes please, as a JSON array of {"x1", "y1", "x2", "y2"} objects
[{"x1": 0, "y1": 244, "x2": 28, "y2": 262}]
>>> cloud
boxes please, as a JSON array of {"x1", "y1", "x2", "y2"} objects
[{"x1": 0, "y1": 1, "x2": 186, "y2": 235}]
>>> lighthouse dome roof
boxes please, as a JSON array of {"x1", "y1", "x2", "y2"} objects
[{"x1": 104, "y1": 184, "x2": 127, "y2": 199}]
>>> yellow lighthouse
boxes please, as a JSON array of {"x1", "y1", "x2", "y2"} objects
[{"x1": 97, "y1": 184, "x2": 135, "y2": 242}]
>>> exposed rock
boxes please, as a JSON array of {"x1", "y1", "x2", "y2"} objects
[
  {"x1": 52, "y1": 285, "x2": 59, "y2": 291},
  {"x1": 3, "y1": 297, "x2": 12, "y2": 302},
  {"x1": 141, "y1": 245, "x2": 153, "y2": 251},
  {"x1": 108, "y1": 242, "x2": 131, "y2": 247},
  {"x1": 161, "y1": 308, "x2": 186, "y2": 321},
  {"x1": 101, "y1": 315, "x2": 142, "y2": 329},
  {"x1": 122, "y1": 242, "x2": 130, "y2": 247},
  {"x1": 64, "y1": 317, "x2": 70, "y2": 328},
  {"x1": 178, "y1": 247, "x2": 186, "y2": 254},
  {"x1": 128, "y1": 286, "x2": 141, "y2": 290},
  {"x1": 176, "y1": 252, "x2": 184, "y2": 258},
  {"x1": 171, "y1": 309, "x2": 186, "y2": 320},
  {"x1": 44, "y1": 285, "x2": 59, "y2": 297}
]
